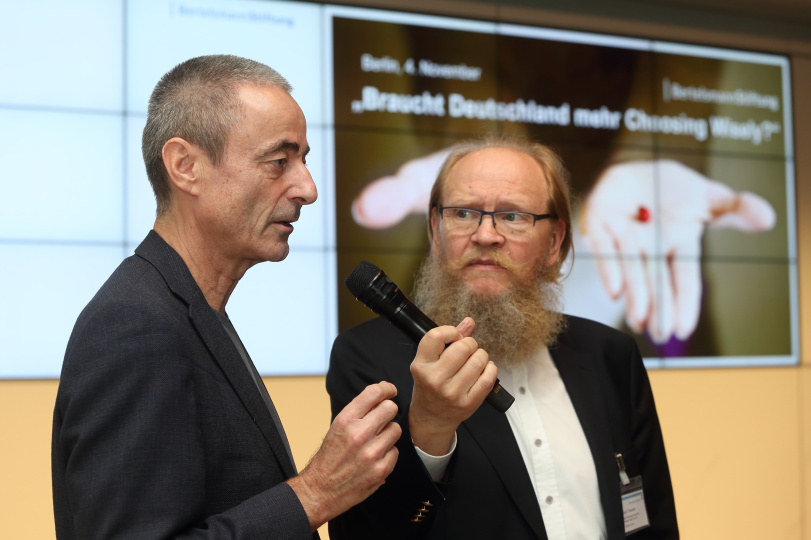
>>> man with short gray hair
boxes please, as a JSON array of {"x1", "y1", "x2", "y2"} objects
[{"x1": 52, "y1": 55, "x2": 401, "y2": 539}]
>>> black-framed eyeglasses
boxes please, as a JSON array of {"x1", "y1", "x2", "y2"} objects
[{"x1": 437, "y1": 206, "x2": 554, "y2": 236}]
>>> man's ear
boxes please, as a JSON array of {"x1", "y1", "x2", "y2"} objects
[
  {"x1": 546, "y1": 218, "x2": 567, "y2": 266},
  {"x1": 162, "y1": 137, "x2": 202, "y2": 197}
]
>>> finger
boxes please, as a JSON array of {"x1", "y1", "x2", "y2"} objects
[
  {"x1": 587, "y1": 225, "x2": 624, "y2": 298},
  {"x1": 648, "y1": 258, "x2": 674, "y2": 345},
  {"x1": 352, "y1": 177, "x2": 413, "y2": 229},
  {"x1": 352, "y1": 150, "x2": 448, "y2": 229},
  {"x1": 363, "y1": 398, "x2": 400, "y2": 433},
  {"x1": 378, "y1": 443, "x2": 400, "y2": 481},
  {"x1": 363, "y1": 418, "x2": 402, "y2": 453},
  {"x1": 384, "y1": 444, "x2": 400, "y2": 468},
  {"x1": 353, "y1": 414, "x2": 401, "y2": 466},
  {"x1": 376, "y1": 421, "x2": 403, "y2": 452},
  {"x1": 711, "y1": 191, "x2": 776, "y2": 232},
  {"x1": 466, "y1": 360, "x2": 498, "y2": 404},
  {"x1": 339, "y1": 381, "x2": 398, "y2": 420},
  {"x1": 356, "y1": 425, "x2": 401, "y2": 496},
  {"x1": 620, "y1": 220, "x2": 658, "y2": 333},
  {"x1": 671, "y1": 254, "x2": 702, "y2": 340},
  {"x1": 450, "y1": 348, "x2": 491, "y2": 395},
  {"x1": 621, "y1": 254, "x2": 650, "y2": 333},
  {"x1": 456, "y1": 317, "x2": 475, "y2": 338},
  {"x1": 420, "y1": 337, "x2": 480, "y2": 386},
  {"x1": 413, "y1": 326, "x2": 465, "y2": 366},
  {"x1": 705, "y1": 179, "x2": 776, "y2": 231},
  {"x1": 363, "y1": 424, "x2": 402, "y2": 483}
]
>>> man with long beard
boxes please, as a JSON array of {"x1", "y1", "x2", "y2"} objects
[{"x1": 326, "y1": 134, "x2": 678, "y2": 539}]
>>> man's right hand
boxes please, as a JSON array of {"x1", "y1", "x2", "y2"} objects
[
  {"x1": 287, "y1": 381, "x2": 401, "y2": 531},
  {"x1": 408, "y1": 318, "x2": 496, "y2": 456}
]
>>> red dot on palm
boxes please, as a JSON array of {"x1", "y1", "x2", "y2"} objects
[{"x1": 637, "y1": 206, "x2": 651, "y2": 223}]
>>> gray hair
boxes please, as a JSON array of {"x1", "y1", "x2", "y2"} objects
[{"x1": 142, "y1": 55, "x2": 292, "y2": 215}]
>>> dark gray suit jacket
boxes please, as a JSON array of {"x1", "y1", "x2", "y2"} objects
[
  {"x1": 52, "y1": 231, "x2": 314, "y2": 539},
  {"x1": 327, "y1": 316, "x2": 678, "y2": 539}
]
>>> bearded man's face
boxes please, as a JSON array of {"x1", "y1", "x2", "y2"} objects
[
  {"x1": 414, "y1": 147, "x2": 568, "y2": 365},
  {"x1": 428, "y1": 147, "x2": 565, "y2": 299}
]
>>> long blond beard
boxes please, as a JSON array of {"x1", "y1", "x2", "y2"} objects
[{"x1": 412, "y1": 248, "x2": 565, "y2": 367}]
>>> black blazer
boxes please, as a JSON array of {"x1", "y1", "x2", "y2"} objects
[
  {"x1": 327, "y1": 316, "x2": 678, "y2": 539},
  {"x1": 52, "y1": 231, "x2": 314, "y2": 539}
]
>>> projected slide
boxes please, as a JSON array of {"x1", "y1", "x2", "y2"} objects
[
  {"x1": 328, "y1": 9, "x2": 796, "y2": 368},
  {"x1": 0, "y1": 0, "x2": 796, "y2": 377}
]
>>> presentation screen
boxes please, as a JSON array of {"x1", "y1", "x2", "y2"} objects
[{"x1": 0, "y1": 0, "x2": 796, "y2": 377}]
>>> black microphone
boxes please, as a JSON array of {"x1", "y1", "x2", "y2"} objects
[{"x1": 345, "y1": 260, "x2": 514, "y2": 413}]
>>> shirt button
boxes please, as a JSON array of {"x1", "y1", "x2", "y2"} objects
[
  {"x1": 545, "y1": 495, "x2": 554, "y2": 505},
  {"x1": 519, "y1": 386, "x2": 526, "y2": 394},
  {"x1": 534, "y1": 439, "x2": 542, "y2": 447}
]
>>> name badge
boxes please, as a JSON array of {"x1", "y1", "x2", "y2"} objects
[
  {"x1": 620, "y1": 476, "x2": 649, "y2": 535},
  {"x1": 615, "y1": 452, "x2": 649, "y2": 536}
]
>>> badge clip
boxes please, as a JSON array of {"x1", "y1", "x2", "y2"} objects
[{"x1": 615, "y1": 452, "x2": 630, "y2": 486}]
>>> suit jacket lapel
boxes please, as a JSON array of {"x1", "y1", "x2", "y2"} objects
[
  {"x1": 135, "y1": 231, "x2": 297, "y2": 479},
  {"x1": 550, "y1": 329, "x2": 625, "y2": 537},
  {"x1": 462, "y1": 403, "x2": 548, "y2": 539},
  {"x1": 188, "y1": 301, "x2": 298, "y2": 478}
]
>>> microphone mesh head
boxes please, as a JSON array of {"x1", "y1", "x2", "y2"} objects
[{"x1": 345, "y1": 260, "x2": 382, "y2": 299}]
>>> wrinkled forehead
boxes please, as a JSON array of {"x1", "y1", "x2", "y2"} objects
[
  {"x1": 235, "y1": 83, "x2": 304, "y2": 122},
  {"x1": 442, "y1": 146, "x2": 549, "y2": 208},
  {"x1": 227, "y1": 84, "x2": 307, "y2": 145}
]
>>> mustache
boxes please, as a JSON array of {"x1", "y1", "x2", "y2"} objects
[{"x1": 448, "y1": 248, "x2": 533, "y2": 275}]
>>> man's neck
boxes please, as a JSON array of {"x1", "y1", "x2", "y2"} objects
[{"x1": 154, "y1": 215, "x2": 249, "y2": 313}]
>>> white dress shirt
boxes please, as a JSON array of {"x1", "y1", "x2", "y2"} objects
[{"x1": 416, "y1": 346, "x2": 606, "y2": 539}]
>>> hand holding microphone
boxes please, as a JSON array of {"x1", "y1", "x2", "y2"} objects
[{"x1": 345, "y1": 261, "x2": 514, "y2": 414}]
